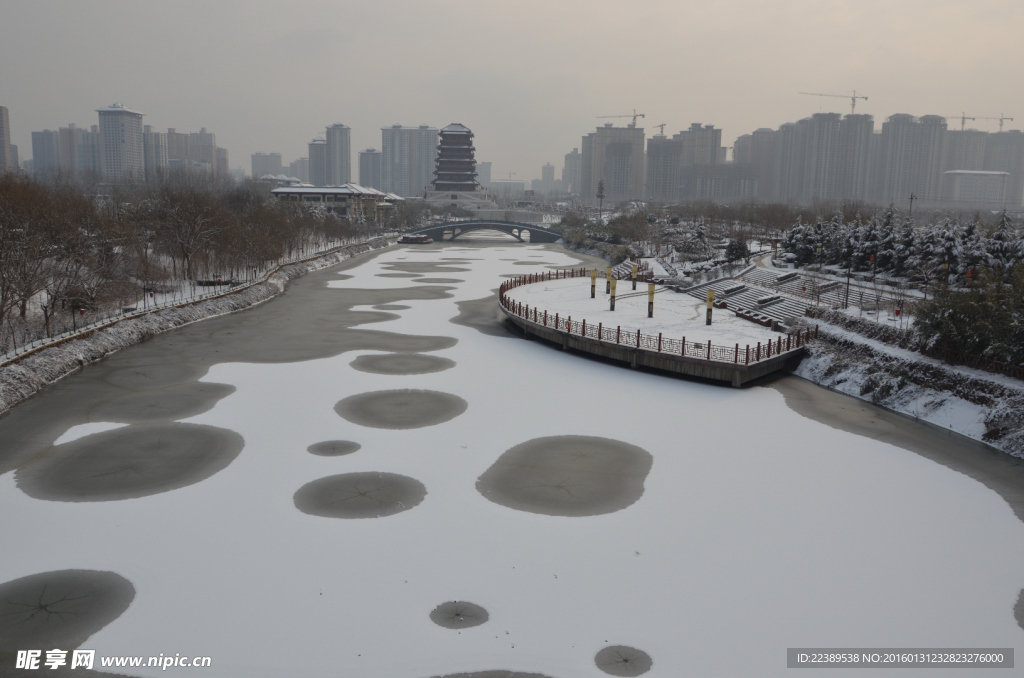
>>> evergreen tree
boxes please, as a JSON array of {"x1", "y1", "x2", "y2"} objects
[
  {"x1": 987, "y1": 210, "x2": 1017, "y2": 268},
  {"x1": 855, "y1": 215, "x2": 881, "y2": 271},
  {"x1": 893, "y1": 217, "x2": 916, "y2": 276}
]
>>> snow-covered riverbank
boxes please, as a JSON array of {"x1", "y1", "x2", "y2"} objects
[{"x1": 0, "y1": 238, "x2": 394, "y2": 416}]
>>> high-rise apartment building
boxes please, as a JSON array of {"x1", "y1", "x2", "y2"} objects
[
  {"x1": 359, "y1": 148, "x2": 382, "y2": 189},
  {"x1": 645, "y1": 133, "x2": 678, "y2": 201},
  {"x1": 308, "y1": 137, "x2": 327, "y2": 187},
  {"x1": 876, "y1": 114, "x2": 948, "y2": 204},
  {"x1": 0, "y1": 106, "x2": 11, "y2": 174},
  {"x1": 31, "y1": 130, "x2": 61, "y2": 176},
  {"x1": 10, "y1": 145, "x2": 18, "y2": 171},
  {"x1": 252, "y1": 152, "x2": 283, "y2": 178},
  {"x1": 476, "y1": 161, "x2": 492, "y2": 190},
  {"x1": 381, "y1": 125, "x2": 438, "y2": 197},
  {"x1": 798, "y1": 113, "x2": 842, "y2": 201},
  {"x1": 288, "y1": 157, "x2": 309, "y2": 183},
  {"x1": 188, "y1": 128, "x2": 216, "y2": 174},
  {"x1": 580, "y1": 123, "x2": 645, "y2": 204},
  {"x1": 216, "y1": 147, "x2": 229, "y2": 179},
  {"x1": 166, "y1": 128, "x2": 189, "y2": 171},
  {"x1": 97, "y1": 104, "x2": 144, "y2": 182},
  {"x1": 325, "y1": 123, "x2": 351, "y2": 186},
  {"x1": 945, "y1": 129, "x2": 987, "y2": 172},
  {"x1": 143, "y1": 125, "x2": 168, "y2": 181},
  {"x1": 837, "y1": 114, "x2": 874, "y2": 201},
  {"x1": 561, "y1": 150, "x2": 580, "y2": 195},
  {"x1": 984, "y1": 130, "x2": 1024, "y2": 207},
  {"x1": 645, "y1": 123, "x2": 721, "y2": 202}
]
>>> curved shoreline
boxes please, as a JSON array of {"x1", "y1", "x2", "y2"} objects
[{"x1": 0, "y1": 237, "x2": 394, "y2": 416}]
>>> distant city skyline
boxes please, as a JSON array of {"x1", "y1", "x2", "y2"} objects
[{"x1": 1, "y1": 0, "x2": 1021, "y2": 183}]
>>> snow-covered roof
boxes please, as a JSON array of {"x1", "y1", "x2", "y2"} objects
[
  {"x1": 271, "y1": 183, "x2": 389, "y2": 197},
  {"x1": 96, "y1": 103, "x2": 144, "y2": 116},
  {"x1": 942, "y1": 170, "x2": 1011, "y2": 176}
]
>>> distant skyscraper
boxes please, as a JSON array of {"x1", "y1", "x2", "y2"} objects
[
  {"x1": 58, "y1": 124, "x2": 82, "y2": 174},
  {"x1": 166, "y1": 128, "x2": 189, "y2": 171},
  {"x1": 798, "y1": 113, "x2": 842, "y2": 201},
  {"x1": 216, "y1": 147, "x2": 229, "y2": 178},
  {"x1": 561, "y1": 150, "x2": 579, "y2": 195},
  {"x1": 945, "y1": 129, "x2": 987, "y2": 172},
  {"x1": 77, "y1": 125, "x2": 102, "y2": 176},
  {"x1": 359, "y1": 148, "x2": 382, "y2": 189},
  {"x1": 188, "y1": 127, "x2": 216, "y2": 174},
  {"x1": 581, "y1": 123, "x2": 645, "y2": 204},
  {"x1": 381, "y1": 124, "x2": 437, "y2": 197},
  {"x1": 877, "y1": 114, "x2": 947, "y2": 205},
  {"x1": 984, "y1": 130, "x2": 1024, "y2": 206},
  {"x1": 0, "y1": 106, "x2": 11, "y2": 174},
  {"x1": 252, "y1": 152, "x2": 283, "y2": 178},
  {"x1": 96, "y1": 104, "x2": 144, "y2": 181},
  {"x1": 31, "y1": 130, "x2": 60, "y2": 176},
  {"x1": 325, "y1": 123, "x2": 351, "y2": 186},
  {"x1": 476, "y1": 161, "x2": 492, "y2": 189},
  {"x1": 645, "y1": 133, "x2": 678, "y2": 201},
  {"x1": 9, "y1": 144, "x2": 18, "y2": 171},
  {"x1": 772, "y1": 121, "x2": 804, "y2": 202},
  {"x1": 288, "y1": 157, "x2": 309, "y2": 183},
  {"x1": 645, "y1": 123, "x2": 720, "y2": 201},
  {"x1": 837, "y1": 114, "x2": 874, "y2": 201},
  {"x1": 308, "y1": 137, "x2": 327, "y2": 187},
  {"x1": 143, "y1": 125, "x2": 168, "y2": 181}
]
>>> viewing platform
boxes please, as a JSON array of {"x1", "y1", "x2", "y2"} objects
[{"x1": 499, "y1": 269, "x2": 813, "y2": 387}]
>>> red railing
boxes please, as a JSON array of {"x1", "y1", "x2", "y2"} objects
[{"x1": 499, "y1": 268, "x2": 817, "y2": 365}]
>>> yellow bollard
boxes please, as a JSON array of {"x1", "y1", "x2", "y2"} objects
[
  {"x1": 632, "y1": 264, "x2": 638, "y2": 290},
  {"x1": 648, "y1": 283, "x2": 655, "y2": 318},
  {"x1": 605, "y1": 267, "x2": 612, "y2": 294},
  {"x1": 706, "y1": 289, "x2": 715, "y2": 325},
  {"x1": 591, "y1": 269, "x2": 597, "y2": 298},
  {"x1": 610, "y1": 279, "x2": 617, "y2": 311}
]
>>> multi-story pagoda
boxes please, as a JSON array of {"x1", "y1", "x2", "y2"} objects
[{"x1": 432, "y1": 123, "x2": 478, "y2": 192}]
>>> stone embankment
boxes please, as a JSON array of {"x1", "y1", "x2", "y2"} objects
[{"x1": 0, "y1": 237, "x2": 394, "y2": 415}]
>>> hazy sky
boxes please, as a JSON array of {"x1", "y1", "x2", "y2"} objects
[{"x1": 3, "y1": 0, "x2": 1022, "y2": 181}]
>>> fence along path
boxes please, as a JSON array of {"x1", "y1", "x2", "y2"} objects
[{"x1": 499, "y1": 268, "x2": 816, "y2": 365}]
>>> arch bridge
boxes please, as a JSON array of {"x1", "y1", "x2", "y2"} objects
[{"x1": 408, "y1": 220, "x2": 562, "y2": 243}]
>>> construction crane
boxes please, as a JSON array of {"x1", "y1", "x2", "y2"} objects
[
  {"x1": 951, "y1": 112, "x2": 976, "y2": 131},
  {"x1": 652, "y1": 123, "x2": 667, "y2": 136},
  {"x1": 799, "y1": 91, "x2": 868, "y2": 115},
  {"x1": 597, "y1": 109, "x2": 646, "y2": 127},
  {"x1": 949, "y1": 113, "x2": 1015, "y2": 132}
]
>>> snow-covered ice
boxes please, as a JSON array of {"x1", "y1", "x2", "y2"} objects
[{"x1": 1, "y1": 241, "x2": 1022, "y2": 677}]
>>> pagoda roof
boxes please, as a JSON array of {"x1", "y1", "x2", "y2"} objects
[{"x1": 441, "y1": 123, "x2": 472, "y2": 133}]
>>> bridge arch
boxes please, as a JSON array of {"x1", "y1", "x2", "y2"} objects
[{"x1": 407, "y1": 220, "x2": 562, "y2": 243}]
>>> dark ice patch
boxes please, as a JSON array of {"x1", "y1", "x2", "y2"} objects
[
  {"x1": 350, "y1": 353, "x2": 455, "y2": 375},
  {"x1": 476, "y1": 436, "x2": 652, "y2": 516},
  {"x1": 294, "y1": 472, "x2": 426, "y2": 518},
  {"x1": 16, "y1": 422, "x2": 244, "y2": 501},
  {"x1": 335, "y1": 390, "x2": 467, "y2": 430}
]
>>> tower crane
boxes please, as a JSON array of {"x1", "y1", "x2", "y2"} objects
[
  {"x1": 951, "y1": 113, "x2": 976, "y2": 131},
  {"x1": 799, "y1": 91, "x2": 868, "y2": 115},
  {"x1": 597, "y1": 109, "x2": 646, "y2": 127},
  {"x1": 949, "y1": 114, "x2": 1015, "y2": 132},
  {"x1": 652, "y1": 123, "x2": 667, "y2": 136}
]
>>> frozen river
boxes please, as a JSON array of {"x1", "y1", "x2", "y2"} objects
[{"x1": 1, "y1": 237, "x2": 1022, "y2": 677}]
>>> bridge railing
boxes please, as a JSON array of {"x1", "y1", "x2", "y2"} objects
[{"x1": 499, "y1": 268, "x2": 816, "y2": 365}]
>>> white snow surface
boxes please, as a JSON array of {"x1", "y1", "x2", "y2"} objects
[
  {"x1": 504, "y1": 275, "x2": 782, "y2": 348},
  {"x1": 2, "y1": 243, "x2": 1023, "y2": 676}
]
